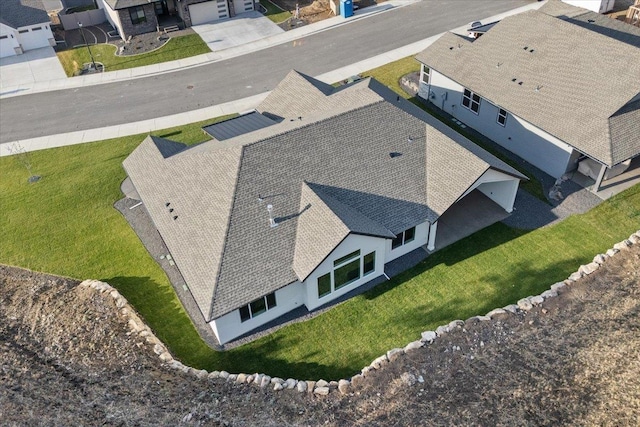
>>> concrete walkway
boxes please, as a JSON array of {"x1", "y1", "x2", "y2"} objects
[{"x1": 0, "y1": 1, "x2": 545, "y2": 156}]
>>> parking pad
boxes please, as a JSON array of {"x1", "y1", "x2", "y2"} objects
[{"x1": 192, "y1": 11, "x2": 284, "y2": 52}]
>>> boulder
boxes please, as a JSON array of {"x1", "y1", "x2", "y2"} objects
[
  {"x1": 503, "y1": 304, "x2": 519, "y2": 314},
  {"x1": 630, "y1": 234, "x2": 640, "y2": 244},
  {"x1": 568, "y1": 271, "x2": 583, "y2": 282},
  {"x1": 208, "y1": 371, "x2": 220, "y2": 379},
  {"x1": 400, "y1": 372, "x2": 416, "y2": 386},
  {"x1": 159, "y1": 352, "x2": 173, "y2": 362},
  {"x1": 448, "y1": 319, "x2": 464, "y2": 329},
  {"x1": 273, "y1": 382, "x2": 283, "y2": 391},
  {"x1": 540, "y1": 289, "x2": 558, "y2": 299},
  {"x1": 517, "y1": 298, "x2": 533, "y2": 311},
  {"x1": 613, "y1": 241, "x2": 631, "y2": 251},
  {"x1": 593, "y1": 254, "x2": 607, "y2": 265},
  {"x1": 260, "y1": 375, "x2": 271, "y2": 388},
  {"x1": 253, "y1": 373, "x2": 263, "y2": 385},
  {"x1": 530, "y1": 295, "x2": 544, "y2": 306},
  {"x1": 435, "y1": 325, "x2": 450, "y2": 336},
  {"x1": 350, "y1": 374, "x2": 365, "y2": 387},
  {"x1": 338, "y1": 379, "x2": 350, "y2": 394},
  {"x1": 550, "y1": 282, "x2": 566, "y2": 292},
  {"x1": 297, "y1": 381, "x2": 308, "y2": 392},
  {"x1": 285, "y1": 378, "x2": 297, "y2": 389},
  {"x1": 387, "y1": 348, "x2": 404, "y2": 362},
  {"x1": 579, "y1": 262, "x2": 599, "y2": 275},
  {"x1": 606, "y1": 248, "x2": 619, "y2": 257},
  {"x1": 370, "y1": 355, "x2": 388, "y2": 370},
  {"x1": 236, "y1": 373, "x2": 247, "y2": 383},
  {"x1": 316, "y1": 379, "x2": 328, "y2": 388},
  {"x1": 486, "y1": 308, "x2": 506, "y2": 318},
  {"x1": 404, "y1": 340, "x2": 424, "y2": 353},
  {"x1": 314, "y1": 386, "x2": 330, "y2": 396},
  {"x1": 306, "y1": 381, "x2": 316, "y2": 393},
  {"x1": 226, "y1": 374, "x2": 237, "y2": 382},
  {"x1": 271, "y1": 377, "x2": 283, "y2": 385},
  {"x1": 420, "y1": 331, "x2": 436, "y2": 343}
]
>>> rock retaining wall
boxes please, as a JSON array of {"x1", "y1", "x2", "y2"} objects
[{"x1": 80, "y1": 230, "x2": 640, "y2": 396}]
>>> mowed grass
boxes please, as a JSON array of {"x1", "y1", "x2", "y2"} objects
[
  {"x1": 259, "y1": 0, "x2": 292, "y2": 24},
  {"x1": 57, "y1": 34, "x2": 211, "y2": 76},
  {"x1": 2, "y1": 59, "x2": 639, "y2": 380}
]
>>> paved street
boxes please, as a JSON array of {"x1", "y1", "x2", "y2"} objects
[{"x1": 0, "y1": 0, "x2": 532, "y2": 143}]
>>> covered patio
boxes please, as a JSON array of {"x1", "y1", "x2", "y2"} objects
[
  {"x1": 433, "y1": 190, "x2": 511, "y2": 251},
  {"x1": 571, "y1": 156, "x2": 640, "y2": 200}
]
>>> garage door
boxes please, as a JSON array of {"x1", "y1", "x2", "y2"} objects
[
  {"x1": 233, "y1": 0, "x2": 254, "y2": 14},
  {"x1": 189, "y1": 0, "x2": 229, "y2": 25},
  {"x1": 17, "y1": 27, "x2": 49, "y2": 51}
]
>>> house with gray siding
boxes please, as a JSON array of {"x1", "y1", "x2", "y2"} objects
[
  {"x1": 416, "y1": 0, "x2": 640, "y2": 192},
  {"x1": 123, "y1": 71, "x2": 526, "y2": 344}
]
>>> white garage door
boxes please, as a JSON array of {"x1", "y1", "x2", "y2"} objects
[
  {"x1": 189, "y1": 0, "x2": 229, "y2": 25},
  {"x1": 17, "y1": 27, "x2": 49, "y2": 51},
  {"x1": 233, "y1": 0, "x2": 254, "y2": 13}
]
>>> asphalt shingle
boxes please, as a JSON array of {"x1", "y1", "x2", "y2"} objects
[{"x1": 0, "y1": 0, "x2": 49, "y2": 28}]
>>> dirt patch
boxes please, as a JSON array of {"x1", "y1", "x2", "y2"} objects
[
  {"x1": 272, "y1": 0, "x2": 381, "y2": 27},
  {"x1": 1, "y1": 242, "x2": 639, "y2": 425}
]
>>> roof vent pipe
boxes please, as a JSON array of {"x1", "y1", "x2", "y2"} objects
[{"x1": 267, "y1": 204, "x2": 278, "y2": 228}]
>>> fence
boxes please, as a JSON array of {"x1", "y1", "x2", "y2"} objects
[{"x1": 59, "y1": 8, "x2": 106, "y2": 30}]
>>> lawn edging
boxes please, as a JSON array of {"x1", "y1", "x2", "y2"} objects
[{"x1": 78, "y1": 230, "x2": 640, "y2": 396}]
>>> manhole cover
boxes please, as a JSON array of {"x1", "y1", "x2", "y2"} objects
[{"x1": 187, "y1": 85, "x2": 194, "y2": 89}]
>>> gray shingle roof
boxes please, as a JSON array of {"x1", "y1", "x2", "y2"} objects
[
  {"x1": 0, "y1": 0, "x2": 49, "y2": 28},
  {"x1": 124, "y1": 71, "x2": 525, "y2": 321},
  {"x1": 415, "y1": 7, "x2": 640, "y2": 167}
]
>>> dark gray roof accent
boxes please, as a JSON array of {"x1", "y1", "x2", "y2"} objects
[
  {"x1": 124, "y1": 71, "x2": 525, "y2": 321},
  {"x1": 466, "y1": 21, "x2": 498, "y2": 34},
  {"x1": 102, "y1": 0, "x2": 150, "y2": 10},
  {"x1": 202, "y1": 112, "x2": 277, "y2": 141},
  {"x1": 609, "y1": 98, "x2": 640, "y2": 165},
  {"x1": 0, "y1": 0, "x2": 50, "y2": 28},
  {"x1": 415, "y1": 9, "x2": 640, "y2": 167}
]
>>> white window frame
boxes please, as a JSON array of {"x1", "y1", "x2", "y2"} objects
[
  {"x1": 420, "y1": 64, "x2": 430, "y2": 84},
  {"x1": 497, "y1": 108, "x2": 507, "y2": 127},
  {"x1": 317, "y1": 250, "x2": 376, "y2": 299},
  {"x1": 462, "y1": 89, "x2": 481, "y2": 114},
  {"x1": 239, "y1": 292, "x2": 276, "y2": 322}
]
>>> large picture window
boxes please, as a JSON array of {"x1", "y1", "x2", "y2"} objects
[
  {"x1": 317, "y1": 250, "x2": 376, "y2": 298},
  {"x1": 239, "y1": 292, "x2": 277, "y2": 322},
  {"x1": 129, "y1": 6, "x2": 146, "y2": 25},
  {"x1": 462, "y1": 89, "x2": 481, "y2": 114},
  {"x1": 392, "y1": 226, "x2": 416, "y2": 250}
]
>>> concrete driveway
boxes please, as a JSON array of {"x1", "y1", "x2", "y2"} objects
[
  {"x1": 192, "y1": 11, "x2": 284, "y2": 52},
  {"x1": 0, "y1": 47, "x2": 66, "y2": 93}
]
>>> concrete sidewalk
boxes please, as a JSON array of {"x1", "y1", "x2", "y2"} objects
[{"x1": 0, "y1": 1, "x2": 544, "y2": 156}]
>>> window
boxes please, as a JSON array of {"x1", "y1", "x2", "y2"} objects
[
  {"x1": 392, "y1": 227, "x2": 416, "y2": 250},
  {"x1": 462, "y1": 89, "x2": 481, "y2": 114},
  {"x1": 363, "y1": 252, "x2": 375, "y2": 276},
  {"x1": 420, "y1": 65, "x2": 430, "y2": 84},
  {"x1": 239, "y1": 292, "x2": 277, "y2": 322},
  {"x1": 0, "y1": 35, "x2": 7, "y2": 40},
  {"x1": 32, "y1": 27, "x2": 42, "y2": 31},
  {"x1": 497, "y1": 108, "x2": 507, "y2": 126},
  {"x1": 317, "y1": 250, "x2": 377, "y2": 298},
  {"x1": 129, "y1": 6, "x2": 146, "y2": 25},
  {"x1": 18, "y1": 29, "x2": 29, "y2": 33}
]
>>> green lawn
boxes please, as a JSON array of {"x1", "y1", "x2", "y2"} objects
[
  {"x1": 259, "y1": 0, "x2": 292, "y2": 24},
  {"x1": 2, "y1": 60, "x2": 639, "y2": 381},
  {"x1": 57, "y1": 34, "x2": 211, "y2": 76}
]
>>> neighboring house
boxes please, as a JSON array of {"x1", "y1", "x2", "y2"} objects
[
  {"x1": 97, "y1": 0, "x2": 255, "y2": 40},
  {"x1": 562, "y1": 0, "x2": 615, "y2": 14},
  {"x1": 0, "y1": 0, "x2": 56, "y2": 58},
  {"x1": 123, "y1": 71, "x2": 526, "y2": 344},
  {"x1": 416, "y1": 0, "x2": 640, "y2": 191}
]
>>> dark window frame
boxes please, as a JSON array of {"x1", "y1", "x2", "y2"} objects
[
  {"x1": 497, "y1": 108, "x2": 508, "y2": 126},
  {"x1": 129, "y1": 6, "x2": 146, "y2": 25},
  {"x1": 239, "y1": 292, "x2": 277, "y2": 322},
  {"x1": 462, "y1": 88, "x2": 481, "y2": 114}
]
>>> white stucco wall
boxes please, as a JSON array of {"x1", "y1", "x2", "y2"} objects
[
  {"x1": 97, "y1": 0, "x2": 123, "y2": 38},
  {"x1": 421, "y1": 71, "x2": 578, "y2": 178},
  {"x1": 304, "y1": 233, "x2": 387, "y2": 311},
  {"x1": 460, "y1": 169, "x2": 520, "y2": 213},
  {"x1": 385, "y1": 221, "x2": 430, "y2": 263},
  {"x1": 209, "y1": 281, "x2": 305, "y2": 344},
  {"x1": 0, "y1": 23, "x2": 20, "y2": 57}
]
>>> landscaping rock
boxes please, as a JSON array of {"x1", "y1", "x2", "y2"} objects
[
  {"x1": 253, "y1": 373, "x2": 263, "y2": 385},
  {"x1": 159, "y1": 352, "x2": 173, "y2": 362},
  {"x1": 503, "y1": 304, "x2": 519, "y2": 314},
  {"x1": 260, "y1": 376, "x2": 271, "y2": 388},
  {"x1": 614, "y1": 240, "x2": 631, "y2": 251},
  {"x1": 219, "y1": 371, "x2": 229, "y2": 379},
  {"x1": 370, "y1": 355, "x2": 388, "y2": 370},
  {"x1": 448, "y1": 320, "x2": 464, "y2": 329},
  {"x1": 486, "y1": 308, "x2": 506, "y2": 318},
  {"x1": 361, "y1": 366, "x2": 372, "y2": 376},
  {"x1": 404, "y1": 340, "x2": 423, "y2": 352},
  {"x1": 517, "y1": 298, "x2": 533, "y2": 311},
  {"x1": 530, "y1": 295, "x2": 544, "y2": 306},
  {"x1": 350, "y1": 374, "x2": 365, "y2": 387},
  {"x1": 400, "y1": 372, "x2": 416, "y2": 386},
  {"x1": 338, "y1": 379, "x2": 350, "y2": 394},
  {"x1": 271, "y1": 377, "x2": 283, "y2": 385},
  {"x1": 208, "y1": 371, "x2": 220, "y2": 379},
  {"x1": 314, "y1": 386, "x2": 330, "y2": 396},
  {"x1": 541, "y1": 289, "x2": 558, "y2": 299},
  {"x1": 387, "y1": 348, "x2": 404, "y2": 362},
  {"x1": 306, "y1": 381, "x2": 316, "y2": 393},
  {"x1": 606, "y1": 248, "x2": 619, "y2": 257},
  {"x1": 550, "y1": 282, "x2": 566, "y2": 292},
  {"x1": 568, "y1": 271, "x2": 583, "y2": 281},
  {"x1": 435, "y1": 325, "x2": 450, "y2": 336},
  {"x1": 273, "y1": 382, "x2": 283, "y2": 391},
  {"x1": 236, "y1": 373, "x2": 247, "y2": 384},
  {"x1": 316, "y1": 379, "x2": 328, "y2": 388},
  {"x1": 227, "y1": 374, "x2": 237, "y2": 382},
  {"x1": 630, "y1": 234, "x2": 640, "y2": 244},
  {"x1": 579, "y1": 262, "x2": 599, "y2": 275},
  {"x1": 329, "y1": 381, "x2": 339, "y2": 389},
  {"x1": 421, "y1": 331, "x2": 436, "y2": 343},
  {"x1": 593, "y1": 254, "x2": 607, "y2": 265},
  {"x1": 297, "y1": 381, "x2": 308, "y2": 393},
  {"x1": 285, "y1": 378, "x2": 297, "y2": 389}
]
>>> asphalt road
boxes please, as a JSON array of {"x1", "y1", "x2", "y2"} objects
[{"x1": 0, "y1": 0, "x2": 532, "y2": 143}]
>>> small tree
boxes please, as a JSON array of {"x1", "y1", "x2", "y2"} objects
[{"x1": 7, "y1": 142, "x2": 40, "y2": 183}]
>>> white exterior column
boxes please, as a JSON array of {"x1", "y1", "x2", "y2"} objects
[
  {"x1": 593, "y1": 162, "x2": 607, "y2": 192},
  {"x1": 427, "y1": 221, "x2": 438, "y2": 251}
]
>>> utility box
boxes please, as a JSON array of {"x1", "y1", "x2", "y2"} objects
[{"x1": 340, "y1": 0, "x2": 353, "y2": 18}]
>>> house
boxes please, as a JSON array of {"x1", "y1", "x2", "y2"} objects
[
  {"x1": 97, "y1": 0, "x2": 255, "y2": 40},
  {"x1": 0, "y1": 0, "x2": 56, "y2": 58},
  {"x1": 123, "y1": 71, "x2": 526, "y2": 344},
  {"x1": 415, "y1": 0, "x2": 640, "y2": 192},
  {"x1": 562, "y1": 0, "x2": 615, "y2": 14}
]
